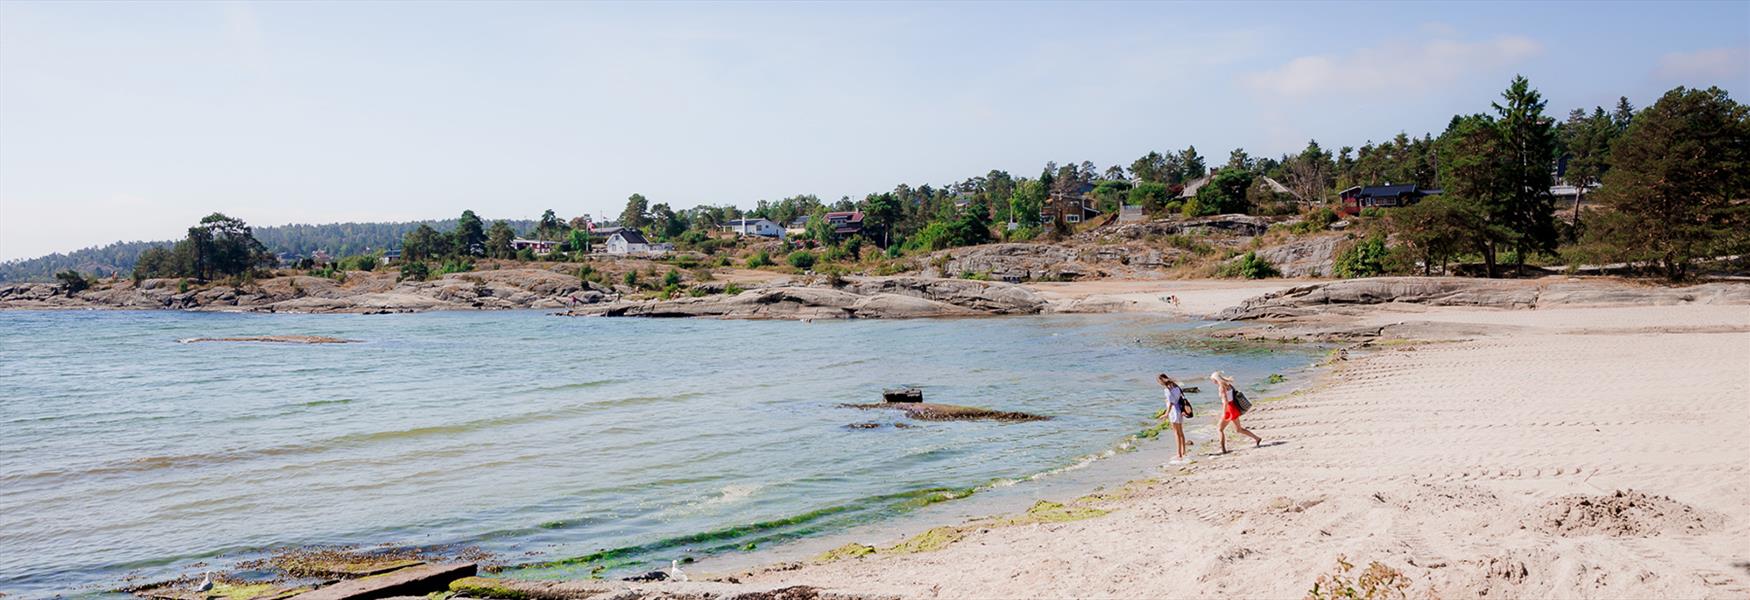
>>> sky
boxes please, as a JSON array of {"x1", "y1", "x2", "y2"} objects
[{"x1": 2, "y1": 1, "x2": 1747, "y2": 261}]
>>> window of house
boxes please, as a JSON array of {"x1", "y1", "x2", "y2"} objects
[{"x1": 1066, "y1": 215, "x2": 1081, "y2": 223}]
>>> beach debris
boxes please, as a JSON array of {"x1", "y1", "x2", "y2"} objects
[
  {"x1": 841, "y1": 402, "x2": 1049, "y2": 422},
  {"x1": 177, "y1": 336, "x2": 359, "y2": 344},
  {"x1": 623, "y1": 570, "x2": 668, "y2": 582},
  {"x1": 881, "y1": 387, "x2": 923, "y2": 403},
  {"x1": 1307, "y1": 555, "x2": 1410, "y2": 600}
]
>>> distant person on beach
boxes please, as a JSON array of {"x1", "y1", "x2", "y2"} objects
[
  {"x1": 1158, "y1": 374, "x2": 1191, "y2": 464},
  {"x1": 1211, "y1": 371, "x2": 1263, "y2": 453}
]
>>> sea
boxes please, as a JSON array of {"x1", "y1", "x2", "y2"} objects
[{"x1": 0, "y1": 309, "x2": 1315, "y2": 596}]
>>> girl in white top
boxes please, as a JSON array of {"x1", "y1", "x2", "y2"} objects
[{"x1": 1158, "y1": 374, "x2": 1191, "y2": 464}]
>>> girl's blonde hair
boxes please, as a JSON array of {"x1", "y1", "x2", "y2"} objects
[{"x1": 1209, "y1": 371, "x2": 1235, "y2": 386}]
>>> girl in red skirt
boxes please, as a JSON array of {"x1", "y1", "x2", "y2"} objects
[{"x1": 1211, "y1": 371, "x2": 1262, "y2": 454}]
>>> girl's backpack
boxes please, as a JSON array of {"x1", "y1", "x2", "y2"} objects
[{"x1": 1232, "y1": 389, "x2": 1252, "y2": 415}]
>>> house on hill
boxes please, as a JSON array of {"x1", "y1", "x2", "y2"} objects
[
  {"x1": 511, "y1": 239, "x2": 560, "y2": 255},
  {"x1": 606, "y1": 230, "x2": 652, "y2": 255},
  {"x1": 824, "y1": 211, "x2": 865, "y2": 237},
  {"x1": 722, "y1": 218, "x2": 785, "y2": 238},
  {"x1": 1041, "y1": 181, "x2": 1099, "y2": 224},
  {"x1": 1338, "y1": 184, "x2": 1441, "y2": 216}
]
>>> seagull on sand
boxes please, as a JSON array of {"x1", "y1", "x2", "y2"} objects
[
  {"x1": 669, "y1": 559, "x2": 689, "y2": 582},
  {"x1": 195, "y1": 572, "x2": 214, "y2": 595}
]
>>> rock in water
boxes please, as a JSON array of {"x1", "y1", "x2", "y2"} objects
[
  {"x1": 882, "y1": 387, "x2": 923, "y2": 403},
  {"x1": 843, "y1": 402, "x2": 1049, "y2": 422},
  {"x1": 177, "y1": 335, "x2": 360, "y2": 344}
]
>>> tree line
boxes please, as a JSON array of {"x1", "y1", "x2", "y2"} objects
[{"x1": 15, "y1": 79, "x2": 1742, "y2": 285}]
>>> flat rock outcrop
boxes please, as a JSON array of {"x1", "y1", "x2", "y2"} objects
[
  {"x1": 1088, "y1": 214, "x2": 1277, "y2": 241},
  {"x1": 925, "y1": 244, "x2": 1182, "y2": 281},
  {"x1": 0, "y1": 268, "x2": 592, "y2": 313},
  {"x1": 1247, "y1": 234, "x2": 1343, "y2": 278},
  {"x1": 836, "y1": 276, "x2": 1046, "y2": 314},
  {"x1": 572, "y1": 277, "x2": 1045, "y2": 320}
]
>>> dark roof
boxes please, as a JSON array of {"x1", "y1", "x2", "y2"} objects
[
  {"x1": 1358, "y1": 184, "x2": 1424, "y2": 197},
  {"x1": 613, "y1": 230, "x2": 650, "y2": 245},
  {"x1": 825, "y1": 211, "x2": 864, "y2": 223}
]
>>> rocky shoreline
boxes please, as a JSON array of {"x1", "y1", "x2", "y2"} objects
[
  {"x1": 10, "y1": 271, "x2": 1749, "y2": 325},
  {"x1": 566, "y1": 277, "x2": 1048, "y2": 319}
]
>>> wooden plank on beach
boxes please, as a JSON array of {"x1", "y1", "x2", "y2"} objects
[{"x1": 287, "y1": 563, "x2": 476, "y2": 600}]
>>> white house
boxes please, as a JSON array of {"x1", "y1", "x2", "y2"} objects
[
  {"x1": 723, "y1": 218, "x2": 785, "y2": 238},
  {"x1": 606, "y1": 230, "x2": 653, "y2": 255}
]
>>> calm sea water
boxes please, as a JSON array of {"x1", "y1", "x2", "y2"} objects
[{"x1": 0, "y1": 310, "x2": 1310, "y2": 595}]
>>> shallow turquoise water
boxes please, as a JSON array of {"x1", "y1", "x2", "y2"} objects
[{"x1": 0, "y1": 310, "x2": 1311, "y2": 595}]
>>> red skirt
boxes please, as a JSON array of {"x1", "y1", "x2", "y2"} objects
[{"x1": 1223, "y1": 401, "x2": 1241, "y2": 421}]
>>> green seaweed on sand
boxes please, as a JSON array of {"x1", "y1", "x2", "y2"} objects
[
  {"x1": 813, "y1": 543, "x2": 876, "y2": 563},
  {"x1": 883, "y1": 526, "x2": 966, "y2": 554},
  {"x1": 1266, "y1": 373, "x2": 1287, "y2": 384},
  {"x1": 1137, "y1": 420, "x2": 1173, "y2": 439},
  {"x1": 984, "y1": 500, "x2": 1110, "y2": 527},
  {"x1": 818, "y1": 495, "x2": 1118, "y2": 563},
  {"x1": 449, "y1": 577, "x2": 530, "y2": 600},
  {"x1": 237, "y1": 546, "x2": 429, "y2": 578}
]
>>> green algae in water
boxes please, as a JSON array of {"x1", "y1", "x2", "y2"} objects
[{"x1": 509, "y1": 486, "x2": 979, "y2": 577}]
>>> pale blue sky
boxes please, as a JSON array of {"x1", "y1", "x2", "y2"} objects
[{"x1": 2, "y1": 1, "x2": 1746, "y2": 260}]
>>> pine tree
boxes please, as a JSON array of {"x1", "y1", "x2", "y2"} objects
[
  {"x1": 1581, "y1": 87, "x2": 1749, "y2": 280},
  {"x1": 1491, "y1": 75, "x2": 1558, "y2": 274}
]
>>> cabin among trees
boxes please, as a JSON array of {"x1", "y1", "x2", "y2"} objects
[
  {"x1": 1041, "y1": 181, "x2": 1100, "y2": 224},
  {"x1": 510, "y1": 239, "x2": 560, "y2": 256},
  {"x1": 1338, "y1": 184, "x2": 1441, "y2": 216},
  {"x1": 824, "y1": 211, "x2": 865, "y2": 237},
  {"x1": 606, "y1": 230, "x2": 652, "y2": 255},
  {"x1": 722, "y1": 218, "x2": 785, "y2": 238}
]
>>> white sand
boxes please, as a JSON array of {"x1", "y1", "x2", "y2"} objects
[{"x1": 744, "y1": 295, "x2": 1750, "y2": 598}]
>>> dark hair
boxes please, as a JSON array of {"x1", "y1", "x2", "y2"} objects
[{"x1": 1157, "y1": 373, "x2": 1176, "y2": 387}]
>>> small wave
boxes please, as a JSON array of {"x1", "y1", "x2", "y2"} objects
[
  {"x1": 529, "y1": 379, "x2": 627, "y2": 393},
  {"x1": 704, "y1": 483, "x2": 760, "y2": 506},
  {"x1": 300, "y1": 398, "x2": 355, "y2": 408}
]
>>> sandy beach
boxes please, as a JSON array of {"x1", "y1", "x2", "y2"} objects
[{"x1": 735, "y1": 282, "x2": 1750, "y2": 598}]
